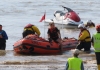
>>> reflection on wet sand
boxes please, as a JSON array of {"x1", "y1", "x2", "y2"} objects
[{"x1": 0, "y1": 50, "x2": 97, "y2": 70}]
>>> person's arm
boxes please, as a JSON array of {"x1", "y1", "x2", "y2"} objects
[
  {"x1": 81, "y1": 62, "x2": 84, "y2": 70},
  {"x1": 92, "y1": 22, "x2": 95, "y2": 27},
  {"x1": 91, "y1": 37, "x2": 94, "y2": 46},
  {"x1": 2, "y1": 30, "x2": 8, "y2": 40},
  {"x1": 47, "y1": 29, "x2": 50, "y2": 39},
  {"x1": 56, "y1": 27, "x2": 62, "y2": 39},
  {"x1": 65, "y1": 62, "x2": 69, "y2": 70},
  {"x1": 47, "y1": 29, "x2": 52, "y2": 42},
  {"x1": 32, "y1": 26, "x2": 41, "y2": 36},
  {"x1": 47, "y1": 31, "x2": 50, "y2": 39}
]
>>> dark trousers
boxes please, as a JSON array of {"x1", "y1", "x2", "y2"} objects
[
  {"x1": 95, "y1": 52, "x2": 100, "y2": 65},
  {"x1": 0, "y1": 39, "x2": 6, "y2": 50},
  {"x1": 0, "y1": 43, "x2": 6, "y2": 50},
  {"x1": 22, "y1": 30, "x2": 34, "y2": 38},
  {"x1": 76, "y1": 41, "x2": 91, "y2": 51}
]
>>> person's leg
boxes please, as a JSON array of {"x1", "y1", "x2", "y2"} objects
[
  {"x1": 95, "y1": 52, "x2": 100, "y2": 70},
  {"x1": 54, "y1": 38, "x2": 62, "y2": 53},
  {"x1": 83, "y1": 41, "x2": 91, "y2": 52},
  {"x1": 0, "y1": 39, "x2": 6, "y2": 50},
  {"x1": 76, "y1": 42, "x2": 83, "y2": 50},
  {"x1": 1, "y1": 43, "x2": 6, "y2": 50},
  {"x1": 58, "y1": 38, "x2": 63, "y2": 52},
  {"x1": 0, "y1": 43, "x2": 2, "y2": 50}
]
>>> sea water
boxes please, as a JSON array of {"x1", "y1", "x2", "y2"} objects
[{"x1": 0, "y1": 0, "x2": 99, "y2": 70}]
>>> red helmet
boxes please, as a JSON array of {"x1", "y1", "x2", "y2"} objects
[{"x1": 96, "y1": 25, "x2": 100, "y2": 31}]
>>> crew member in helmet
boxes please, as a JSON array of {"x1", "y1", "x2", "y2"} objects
[
  {"x1": 91, "y1": 25, "x2": 100, "y2": 70},
  {"x1": 65, "y1": 49, "x2": 84, "y2": 70},
  {"x1": 84, "y1": 20, "x2": 95, "y2": 28},
  {"x1": 22, "y1": 23, "x2": 41, "y2": 38},
  {"x1": 76, "y1": 24, "x2": 91, "y2": 53}
]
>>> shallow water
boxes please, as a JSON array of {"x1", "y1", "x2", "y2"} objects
[
  {"x1": 0, "y1": 0, "x2": 98, "y2": 50},
  {"x1": 0, "y1": 0, "x2": 99, "y2": 70},
  {"x1": 0, "y1": 50, "x2": 97, "y2": 70}
]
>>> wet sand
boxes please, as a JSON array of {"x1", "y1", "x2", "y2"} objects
[{"x1": 0, "y1": 50, "x2": 97, "y2": 70}]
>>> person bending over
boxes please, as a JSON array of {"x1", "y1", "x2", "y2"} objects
[{"x1": 22, "y1": 23, "x2": 41, "y2": 38}]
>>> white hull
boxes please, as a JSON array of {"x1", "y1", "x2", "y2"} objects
[{"x1": 44, "y1": 18, "x2": 83, "y2": 29}]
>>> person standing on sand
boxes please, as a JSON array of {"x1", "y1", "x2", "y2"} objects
[
  {"x1": 65, "y1": 49, "x2": 84, "y2": 70},
  {"x1": 0, "y1": 24, "x2": 8, "y2": 50},
  {"x1": 91, "y1": 24, "x2": 100, "y2": 70}
]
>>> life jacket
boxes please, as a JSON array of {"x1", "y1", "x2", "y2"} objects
[
  {"x1": 93, "y1": 33, "x2": 100, "y2": 52},
  {"x1": 48, "y1": 27, "x2": 59, "y2": 40},
  {"x1": 79, "y1": 29, "x2": 91, "y2": 42},
  {"x1": 24, "y1": 24, "x2": 35, "y2": 34},
  {"x1": 68, "y1": 57, "x2": 82, "y2": 70}
]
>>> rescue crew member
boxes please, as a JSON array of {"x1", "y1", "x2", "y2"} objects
[
  {"x1": 65, "y1": 49, "x2": 84, "y2": 70},
  {"x1": 22, "y1": 23, "x2": 41, "y2": 38},
  {"x1": 47, "y1": 22, "x2": 62, "y2": 52},
  {"x1": 91, "y1": 25, "x2": 100, "y2": 70},
  {"x1": 47, "y1": 22, "x2": 61, "y2": 43},
  {"x1": 84, "y1": 20, "x2": 95, "y2": 28},
  {"x1": 76, "y1": 24, "x2": 91, "y2": 53},
  {"x1": 0, "y1": 24, "x2": 8, "y2": 50}
]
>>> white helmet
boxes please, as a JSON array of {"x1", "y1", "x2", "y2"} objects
[
  {"x1": 73, "y1": 49, "x2": 80, "y2": 54},
  {"x1": 78, "y1": 24, "x2": 85, "y2": 28},
  {"x1": 87, "y1": 20, "x2": 92, "y2": 23},
  {"x1": 86, "y1": 20, "x2": 94, "y2": 25}
]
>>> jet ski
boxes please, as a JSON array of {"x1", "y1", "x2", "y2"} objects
[{"x1": 45, "y1": 6, "x2": 83, "y2": 29}]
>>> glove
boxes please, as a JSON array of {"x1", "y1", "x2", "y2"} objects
[{"x1": 48, "y1": 38, "x2": 52, "y2": 42}]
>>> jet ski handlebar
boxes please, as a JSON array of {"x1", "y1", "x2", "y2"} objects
[{"x1": 61, "y1": 6, "x2": 73, "y2": 12}]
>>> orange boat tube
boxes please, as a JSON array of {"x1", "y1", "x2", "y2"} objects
[{"x1": 13, "y1": 35, "x2": 78, "y2": 54}]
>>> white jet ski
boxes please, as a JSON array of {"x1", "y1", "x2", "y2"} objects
[{"x1": 45, "y1": 6, "x2": 83, "y2": 29}]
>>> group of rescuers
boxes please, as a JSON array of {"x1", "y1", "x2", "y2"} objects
[
  {"x1": 22, "y1": 20, "x2": 100, "y2": 70},
  {"x1": 1, "y1": 19, "x2": 100, "y2": 70},
  {"x1": 22, "y1": 20, "x2": 95, "y2": 53}
]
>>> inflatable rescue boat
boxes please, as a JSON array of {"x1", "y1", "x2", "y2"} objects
[
  {"x1": 45, "y1": 6, "x2": 83, "y2": 29},
  {"x1": 13, "y1": 35, "x2": 78, "y2": 54}
]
